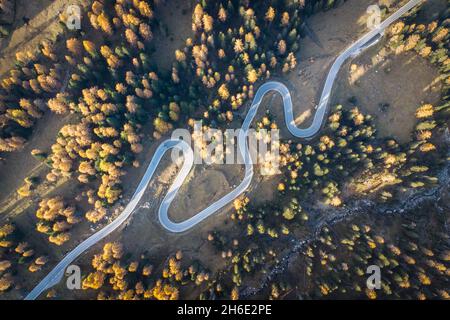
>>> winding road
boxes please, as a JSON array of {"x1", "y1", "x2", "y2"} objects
[{"x1": 25, "y1": 0, "x2": 422, "y2": 300}]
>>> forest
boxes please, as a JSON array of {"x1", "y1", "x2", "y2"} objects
[{"x1": 0, "y1": 0, "x2": 448, "y2": 300}]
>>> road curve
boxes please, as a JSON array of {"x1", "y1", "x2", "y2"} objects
[{"x1": 25, "y1": 0, "x2": 422, "y2": 300}]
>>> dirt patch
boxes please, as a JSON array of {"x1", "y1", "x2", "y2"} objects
[
  {"x1": 0, "y1": 0, "x2": 87, "y2": 78},
  {"x1": 170, "y1": 166, "x2": 232, "y2": 223},
  {"x1": 0, "y1": 112, "x2": 75, "y2": 204},
  {"x1": 332, "y1": 46, "x2": 442, "y2": 143}
]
